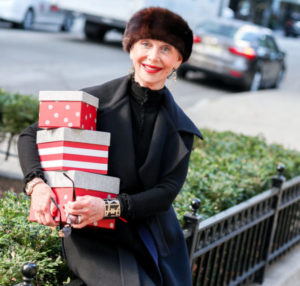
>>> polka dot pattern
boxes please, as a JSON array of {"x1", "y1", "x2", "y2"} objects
[{"x1": 38, "y1": 101, "x2": 97, "y2": 129}]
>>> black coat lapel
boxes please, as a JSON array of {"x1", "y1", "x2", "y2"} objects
[{"x1": 138, "y1": 107, "x2": 189, "y2": 189}]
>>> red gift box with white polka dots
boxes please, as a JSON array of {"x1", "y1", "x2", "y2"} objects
[
  {"x1": 37, "y1": 128, "x2": 110, "y2": 175},
  {"x1": 38, "y1": 91, "x2": 99, "y2": 130},
  {"x1": 29, "y1": 170, "x2": 120, "y2": 229}
]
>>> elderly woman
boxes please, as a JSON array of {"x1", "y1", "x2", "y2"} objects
[{"x1": 18, "y1": 7, "x2": 202, "y2": 286}]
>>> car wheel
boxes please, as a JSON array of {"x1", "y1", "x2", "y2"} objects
[
  {"x1": 84, "y1": 21, "x2": 107, "y2": 41},
  {"x1": 249, "y1": 71, "x2": 262, "y2": 91},
  {"x1": 22, "y1": 9, "x2": 34, "y2": 30},
  {"x1": 273, "y1": 69, "x2": 285, "y2": 89},
  {"x1": 61, "y1": 13, "x2": 74, "y2": 32}
]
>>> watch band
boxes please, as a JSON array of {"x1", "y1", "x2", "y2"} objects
[
  {"x1": 104, "y1": 198, "x2": 121, "y2": 218},
  {"x1": 25, "y1": 177, "x2": 44, "y2": 196}
]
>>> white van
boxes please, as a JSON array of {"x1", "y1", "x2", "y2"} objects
[
  {"x1": 0, "y1": 0, "x2": 73, "y2": 31},
  {"x1": 59, "y1": 0, "x2": 231, "y2": 40}
]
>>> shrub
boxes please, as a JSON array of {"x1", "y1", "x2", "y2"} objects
[
  {"x1": 0, "y1": 191, "x2": 73, "y2": 286},
  {"x1": 0, "y1": 89, "x2": 39, "y2": 159},
  {"x1": 174, "y1": 129, "x2": 300, "y2": 222},
  {"x1": 0, "y1": 89, "x2": 39, "y2": 135}
]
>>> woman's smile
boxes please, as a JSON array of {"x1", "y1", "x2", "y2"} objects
[{"x1": 142, "y1": 63, "x2": 163, "y2": 73}]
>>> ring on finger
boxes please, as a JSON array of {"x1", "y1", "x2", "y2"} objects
[{"x1": 77, "y1": 215, "x2": 82, "y2": 224}]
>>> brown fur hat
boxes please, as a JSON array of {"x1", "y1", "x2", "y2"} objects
[{"x1": 123, "y1": 7, "x2": 193, "y2": 62}]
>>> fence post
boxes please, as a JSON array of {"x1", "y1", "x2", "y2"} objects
[
  {"x1": 14, "y1": 262, "x2": 37, "y2": 286},
  {"x1": 183, "y1": 198, "x2": 202, "y2": 267},
  {"x1": 255, "y1": 164, "x2": 286, "y2": 283}
]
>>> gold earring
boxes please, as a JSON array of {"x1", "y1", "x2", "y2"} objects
[
  {"x1": 167, "y1": 68, "x2": 177, "y2": 91},
  {"x1": 171, "y1": 68, "x2": 177, "y2": 82},
  {"x1": 167, "y1": 68, "x2": 177, "y2": 80}
]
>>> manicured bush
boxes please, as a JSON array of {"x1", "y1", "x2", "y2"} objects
[
  {"x1": 0, "y1": 191, "x2": 73, "y2": 285},
  {"x1": 0, "y1": 89, "x2": 39, "y2": 159},
  {"x1": 174, "y1": 129, "x2": 300, "y2": 222},
  {"x1": 0, "y1": 89, "x2": 39, "y2": 135}
]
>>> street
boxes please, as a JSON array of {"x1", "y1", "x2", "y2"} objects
[{"x1": 1, "y1": 21, "x2": 299, "y2": 112}]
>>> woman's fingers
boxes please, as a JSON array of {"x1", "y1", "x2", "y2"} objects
[
  {"x1": 31, "y1": 182, "x2": 58, "y2": 226},
  {"x1": 66, "y1": 196, "x2": 106, "y2": 229}
]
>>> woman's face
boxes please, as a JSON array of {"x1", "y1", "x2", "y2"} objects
[{"x1": 130, "y1": 39, "x2": 183, "y2": 90}]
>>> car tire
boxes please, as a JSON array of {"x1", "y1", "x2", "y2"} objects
[
  {"x1": 60, "y1": 13, "x2": 74, "y2": 32},
  {"x1": 84, "y1": 21, "x2": 107, "y2": 41},
  {"x1": 22, "y1": 9, "x2": 34, "y2": 30},
  {"x1": 249, "y1": 71, "x2": 262, "y2": 91}
]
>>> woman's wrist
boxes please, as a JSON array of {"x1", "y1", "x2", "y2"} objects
[
  {"x1": 103, "y1": 198, "x2": 121, "y2": 218},
  {"x1": 25, "y1": 177, "x2": 45, "y2": 196}
]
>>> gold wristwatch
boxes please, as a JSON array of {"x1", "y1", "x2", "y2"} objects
[{"x1": 25, "y1": 177, "x2": 44, "y2": 196}]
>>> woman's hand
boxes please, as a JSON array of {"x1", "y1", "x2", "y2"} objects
[
  {"x1": 65, "y1": 196, "x2": 105, "y2": 229},
  {"x1": 31, "y1": 182, "x2": 59, "y2": 226}
]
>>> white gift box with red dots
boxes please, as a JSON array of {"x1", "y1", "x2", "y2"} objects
[
  {"x1": 29, "y1": 170, "x2": 120, "y2": 229},
  {"x1": 38, "y1": 91, "x2": 98, "y2": 130},
  {"x1": 37, "y1": 128, "x2": 110, "y2": 175}
]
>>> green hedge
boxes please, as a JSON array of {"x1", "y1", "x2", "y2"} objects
[
  {"x1": 1, "y1": 129, "x2": 300, "y2": 285},
  {"x1": 0, "y1": 192, "x2": 73, "y2": 285},
  {"x1": 0, "y1": 89, "x2": 39, "y2": 160},
  {"x1": 0, "y1": 89, "x2": 39, "y2": 135},
  {"x1": 174, "y1": 129, "x2": 300, "y2": 221}
]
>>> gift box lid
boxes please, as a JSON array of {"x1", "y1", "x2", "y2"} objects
[
  {"x1": 37, "y1": 128, "x2": 110, "y2": 146},
  {"x1": 44, "y1": 170, "x2": 120, "y2": 194},
  {"x1": 39, "y1": 91, "x2": 99, "y2": 109}
]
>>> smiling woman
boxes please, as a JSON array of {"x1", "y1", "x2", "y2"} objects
[
  {"x1": 129, "y1": 39, "x2": 183, "y2": 90},
  {"x1": 17, "y1": 6, "x2": 203, "y2": 286}
]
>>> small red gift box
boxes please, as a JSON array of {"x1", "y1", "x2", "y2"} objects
[
  {"x1": 38, "y1": 91, "x2": 99, "y2": 130},
  {"x1": 29, "y1": 170, "x2": 120, "y2": 229},
  {"x1": 37, "y1": 128, "x2": 110, "y2": 174}
]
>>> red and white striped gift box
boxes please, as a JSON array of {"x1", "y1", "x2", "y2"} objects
[
  {"x1": 38, "y1": 91, "x2": 99, "y2": 130},
  {"x1": 29, "y1": 170, "x2": 120, "y2": 229},
  {"x1": 37, "y1": 128, "x2": 110, "y2": 174}
]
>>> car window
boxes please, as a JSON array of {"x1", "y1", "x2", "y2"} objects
[
  {"x1": 196, "y1": 22, "x2": 239, "y2": 38},
  {"x1": 258, "y1": 36, "x2": 268, "y2": 48},
  {"x1": 265, "y1": 35, "x2": 279, "y2": 52},
  {"x1": 239, "y1": 32, "x2": 259, "y2": 45},
  {"x1": 241, "y1": 32, "x2": 258, "y2": 43}
]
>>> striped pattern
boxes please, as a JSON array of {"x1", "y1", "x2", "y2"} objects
[{"x1": 38, "y1": 141, "x2": 109, "y2": 174}]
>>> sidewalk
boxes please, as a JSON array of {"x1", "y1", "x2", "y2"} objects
[
  {"x1": 186, "y1": 89, "x2": 300, "y2": 152},
  {"x1": 0, "y1": 135, "x2": 23, "y2": 179}
]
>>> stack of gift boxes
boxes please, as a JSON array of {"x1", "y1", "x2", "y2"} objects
[{"x1": 29, "y1": 91, "x2": 120, "y2": 229}]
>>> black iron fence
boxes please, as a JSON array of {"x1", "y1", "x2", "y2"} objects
[
  {"x1": 16, "y1": 166, "x2": 300, "y2": 285},
  {"x1": 183, "y1": 165, "x2": 300, "y2": 286}
]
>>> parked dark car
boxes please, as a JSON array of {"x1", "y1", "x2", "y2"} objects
[
  {"x1": 178, "y1": 18, "x2": 286, "y2": 91},
  {"x1": 284, "y1": 13, "x2": 300, "y2": 37}
]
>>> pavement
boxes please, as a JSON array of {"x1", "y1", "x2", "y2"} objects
[
  {"x1": 186, "y1": 89, "x2": 300, "y2": 152},
  {"x1": 0, "y1": 88, "x2": 300, "y2": 285}
]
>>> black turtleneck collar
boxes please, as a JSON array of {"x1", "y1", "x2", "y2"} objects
[{"x1": 130, "y1": 77, "x2": 165, "y2": 106}]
